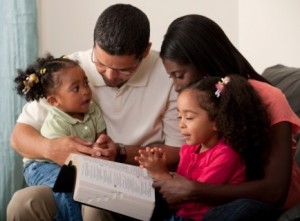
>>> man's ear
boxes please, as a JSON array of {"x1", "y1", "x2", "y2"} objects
[
  {"x1": 141, "y1": 42, "x2": 152, "y2": 58},
  {"x1": 47, "y1": 95, "x2": 58, "y2": 107}
]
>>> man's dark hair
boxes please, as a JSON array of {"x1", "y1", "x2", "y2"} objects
[{"x1": 94, "y1": 4, "x2": 150, "y2": 58}]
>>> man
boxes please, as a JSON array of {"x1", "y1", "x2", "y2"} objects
[{"x1": 7, "y1": 4, "x2": 183, "y2": 221}]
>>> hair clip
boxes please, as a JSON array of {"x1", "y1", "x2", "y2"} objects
[
  {"x1": 22, "y1": 73, "x2": 39, "y2": 94},
  {"x1": 40, "y1": 68, "x2": 46, "y2": 75},
  {"x1": 215, "y1": 76, "x2": 230, "y2": 97}
]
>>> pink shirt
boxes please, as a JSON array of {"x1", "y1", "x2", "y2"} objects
[
  {"x1": 176, "y1": 140, "x2": 246, "y2": 220},
  {"x1": 249, "y1": 79, "x2": 300, "y2": 208}
]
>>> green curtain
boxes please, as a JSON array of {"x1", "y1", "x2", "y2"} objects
[{"x1": 0, "y1": 0, "x2": 38, "y2": 219}]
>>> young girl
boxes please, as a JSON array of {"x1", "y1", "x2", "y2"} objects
[
  {"x1": 14, "y1": 54, "x2": 106, "y2": 221},
  {"x1": 136, "y1": 75, "x2": 270, "y2": 221}
]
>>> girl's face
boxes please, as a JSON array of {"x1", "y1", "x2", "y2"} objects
[
  {"x1": 48, "y1": 66, "x2": 92, "y2": 120},
  {"x1": 177, "y1": 89, "x2": 218, "y2": 149},
  {"x1": 163, "y1": 59, "x2": 204, "y2": 93}
]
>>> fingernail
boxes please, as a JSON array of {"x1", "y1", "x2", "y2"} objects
[{"x1": 96, "y1": 152, "x2": 101, "y2": 157}]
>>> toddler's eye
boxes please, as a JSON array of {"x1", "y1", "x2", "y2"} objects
[{"x1": 72, "y1": 86, "x2": 79, "y2": 92}]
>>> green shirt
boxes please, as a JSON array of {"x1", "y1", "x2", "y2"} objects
[
  {"x1": 23, "y1": 101, "x2": 105, "y2": 164},
  {"x1": 41, "y1": 101, "x2": 105, "y2": 141}
]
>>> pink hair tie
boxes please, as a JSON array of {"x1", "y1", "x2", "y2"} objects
[{"x1": 215, "y1": 76, "x2": 230, "y2": 97}]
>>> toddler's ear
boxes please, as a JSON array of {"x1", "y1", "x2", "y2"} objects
[{"x1": 47, "y1": 95, "x2": 58, "y2": 107}]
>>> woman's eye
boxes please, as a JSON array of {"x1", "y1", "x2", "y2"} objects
[{"x1": 170, "y1": 72, "x2": 184, "y2": 79}]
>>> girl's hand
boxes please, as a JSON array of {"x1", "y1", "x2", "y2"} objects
[{"x1": 135, "y1": 147, "x2": 171, "y2": 180}]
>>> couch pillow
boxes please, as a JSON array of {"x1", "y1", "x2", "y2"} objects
[
  {"x1": 262, "y1": 64, "x2": 300, "y2": 118},
  {"x1": 262, "y1": 64, "x2": 300, "y2": 167}
]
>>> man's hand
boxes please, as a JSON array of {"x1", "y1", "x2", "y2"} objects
[
  {"x1": 91, "y1": 134, "x2": 118, "y2": 161},
  {"x1": 45, "y1": 136, "x2": 94, "y2": 165},
  {"x1": 153, "y1": 173, "x2": 196, "y2": 205}
]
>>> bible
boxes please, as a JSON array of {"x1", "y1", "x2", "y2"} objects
[{"x1": 53, "y1": 153, "x2": 155, "y2": 220}]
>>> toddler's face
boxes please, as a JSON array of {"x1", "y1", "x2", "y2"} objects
[{"x1": 50, "y1": 66, "x2": 92, "y2": 119}]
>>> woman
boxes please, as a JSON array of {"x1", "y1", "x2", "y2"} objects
[{"x1": 155, "y1": 14, "x2": 300, "y2": 221}]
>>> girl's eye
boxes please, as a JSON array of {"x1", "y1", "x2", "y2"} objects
[{"x1": 185, "y1": 115, "x2": 194, "y2": 120}]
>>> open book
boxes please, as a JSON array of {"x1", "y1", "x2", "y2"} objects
[{"x1": 53, "y1": 153, "x2": 155, "y2": 220}]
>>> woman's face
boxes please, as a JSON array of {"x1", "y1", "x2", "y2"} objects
[{"x1": 163, "y1": 59, "x2": 204, "y2": 92}]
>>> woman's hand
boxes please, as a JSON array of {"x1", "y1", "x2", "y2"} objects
[{"x1": 153, "y1": 173, "x2": 196, "y2": 205}]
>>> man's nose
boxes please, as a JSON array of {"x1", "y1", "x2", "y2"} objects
[{"x1": 104, "y1": 68, "x2": 119, "y2": 80}]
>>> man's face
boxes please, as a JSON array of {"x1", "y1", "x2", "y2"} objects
[{"x1": 92, "y1": 44, "x2": 141, "y2": 87}]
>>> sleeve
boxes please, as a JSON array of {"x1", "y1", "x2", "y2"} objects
[
  {"x1": 253, "y1": 82, "x2": 300, "y2": 134},
  {"x1": 40, "y1": 113, "x2": 71, "y2": 139},
  {"x1": 196, "y1": 147, "x2": 246, "y2": 184},
  {"x1": 17, "y1": 99, "x2": 50, "y2": 131}
]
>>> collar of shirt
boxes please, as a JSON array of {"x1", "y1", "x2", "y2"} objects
[{"x1": 50, "y1": 102, "x2": 95, "y2": 124}]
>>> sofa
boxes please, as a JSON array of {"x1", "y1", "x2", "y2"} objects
[{"x1": 262, "y1": 64, "x2": 300, "y2": 221}]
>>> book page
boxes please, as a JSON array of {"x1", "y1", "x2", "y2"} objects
[{"x1": 73, "y1": 154, "x2": 154, "y2": 201}]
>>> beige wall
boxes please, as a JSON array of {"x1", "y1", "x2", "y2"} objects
[
  {"x1": 37, "y1": 0, "x2": 299, "y2": 73},
  {"x1": 239, "y1": 0, "x2": 300, "y2": 73}
]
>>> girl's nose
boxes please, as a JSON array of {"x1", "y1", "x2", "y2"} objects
[{"x1": 179, "y1": 119, "x2": 186, "y2": 128}]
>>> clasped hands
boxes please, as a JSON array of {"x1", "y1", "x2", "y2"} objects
[
  {"x1": 48, "y1": 134, "x2": 118, "y2": 166},
  {"x1": 135, "y1": 146, "x2": 195, "y2": 206},
  {"x1": 90, "y1": 134, "x2": 118, "y2": 161}
]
